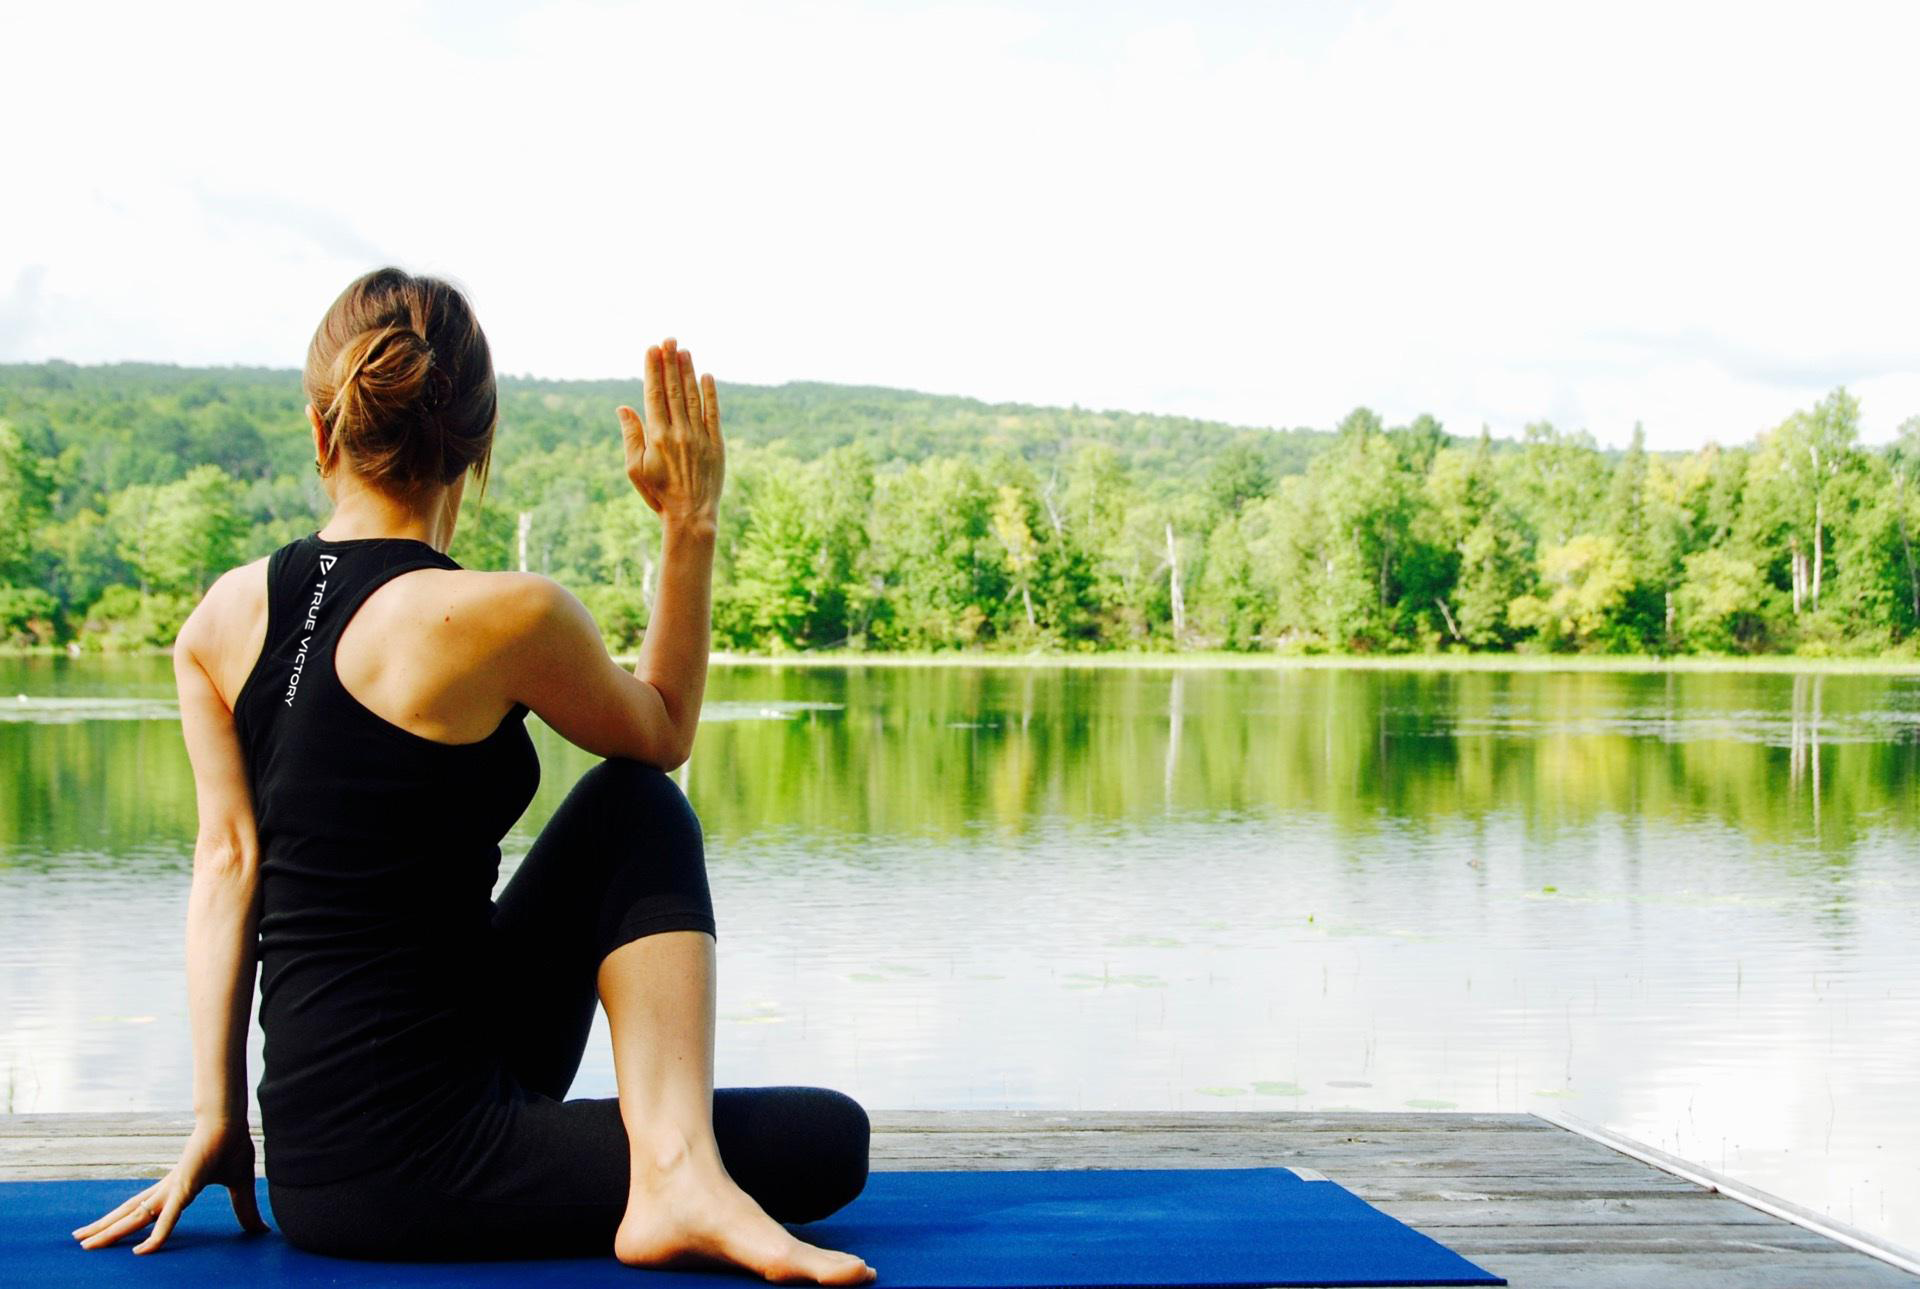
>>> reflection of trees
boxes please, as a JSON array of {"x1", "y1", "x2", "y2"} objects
[
  {"x1": 1165, "y1": 670, "x2": 1184, "y2": 809},
  {"x1": 639, "y1": 667, "x2": 1909, "y2": 864},
  {"x1": 9, "y1": 660, "x2": 1911, "y2": 875},
  {"x1": 1788, "y1": 673, "x2": 1822, "y2": 836}
]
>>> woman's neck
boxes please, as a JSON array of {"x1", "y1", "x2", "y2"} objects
[{"x1": 315, "y1": 480, "x2": 457, "y2": 553}]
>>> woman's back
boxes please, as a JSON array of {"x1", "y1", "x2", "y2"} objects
[{"x1": 233, "y1": 530, "x2": 541, "y2": 1185}]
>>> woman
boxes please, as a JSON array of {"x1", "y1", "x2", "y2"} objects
[{"x1": 68, "y1": 267, "x2": 877, "y2": 1282}]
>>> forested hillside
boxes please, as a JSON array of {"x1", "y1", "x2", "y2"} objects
[{"x1": 1, "y1": 361, "x2": 1915, "y2": 657}]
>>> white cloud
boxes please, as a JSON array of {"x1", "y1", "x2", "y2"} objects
[{"x1": 2, "y1": 0, "x2": 1916, "y2": 450}]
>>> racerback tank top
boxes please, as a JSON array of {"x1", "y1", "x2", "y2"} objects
[{"x1": 233, "y1": 532, "x2": 542, "y2": 1185}]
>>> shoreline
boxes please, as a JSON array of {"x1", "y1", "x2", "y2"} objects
[
  {"x1": 680, "y1": 649, "x2": 1920, "y2": 676},
  {"x1": 9, "y1": 645, "x2": 1920, "y2": 677}
]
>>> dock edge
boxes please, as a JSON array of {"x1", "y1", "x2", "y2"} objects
[{"x1": 1532, "y1": 1108, "x2": 1920, "y2": 1278}]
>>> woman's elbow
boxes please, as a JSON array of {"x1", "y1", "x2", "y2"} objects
[
  {"x1": 192, "y1": 836, "x2": 258, "y2": 883},
  {"x1": 645, "y1": 737, "x2": 692, "y2": 774}
]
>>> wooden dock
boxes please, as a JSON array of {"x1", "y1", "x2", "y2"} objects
[{"x1": 5, "y1": 1109, "x2": 1916, "y2": 1287}]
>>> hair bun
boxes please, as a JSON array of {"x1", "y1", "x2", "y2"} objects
[{"x1": 328, "y1": 323, "x2": 434, "y2": 431}]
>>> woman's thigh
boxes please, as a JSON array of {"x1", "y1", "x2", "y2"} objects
[{"x1": 270, "y1": 1085, "x2": 872, "y2": 1261}]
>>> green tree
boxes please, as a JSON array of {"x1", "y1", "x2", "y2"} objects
[
  {"x1": 0, "y1": 421, "x2": 56, "y2": 583},
  {"x1": 108, "y1": 465, "x2": 245, "y2": 597},
  {"x1": 1420, "y1": 431, "x2": 1529, "y2": 648},
  {"x1": 990, "y1": 483, "x2": 1042, "y2": 636},
  {"x1": 1509, "y1": 534, "x2": 1634, "y2": 650},
  {"x1": 1673, "y1": 549, "x2": 1765, "y2": 652},
  {"x1": 1504, "y1": 421, "x2": 1606, "y2": 550},
  {"x1": 1284, "y1": 408, "x2": 1421, "y2": 649},
  {"x1": 1204, "y1": 438, "x2": 1275, "y2": 513},
  {"x1": 1753, "y1": 388, "x2": 1860, "y2": 619}
]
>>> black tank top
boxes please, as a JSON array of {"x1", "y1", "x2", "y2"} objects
[{"x1": 233, "y1": 532, "x2": 541, "y2": 1185}]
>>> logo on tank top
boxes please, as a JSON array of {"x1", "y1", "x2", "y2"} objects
[{"x1": 283, "y1": 556, "x2": 338, "y2": 707}]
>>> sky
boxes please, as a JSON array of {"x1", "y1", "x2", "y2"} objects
[{"x1": 3, "y1": 0, "x2": 1917, "y2": 451}]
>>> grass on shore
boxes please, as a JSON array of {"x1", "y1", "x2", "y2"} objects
[
  {"x1": 680, "y1": 648, "x2": 1920, "y2": 676},
  {"x1": 9, "y1": 643, "x2": 1920, "y2": 676}
]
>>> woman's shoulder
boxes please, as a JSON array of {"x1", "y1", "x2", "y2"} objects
[
  {"x1": 438, "y1": 567, "x2": 572, "y2": 625},
  {"x1": 396, "y1": 567, "x2": 585, "y2": 661},
  {"x1": 176, "y1": 554, "x2": 273, "y2": 707}
]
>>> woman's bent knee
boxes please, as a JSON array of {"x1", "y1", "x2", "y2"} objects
[
  {"x1": 580, "y1": 756, "x2": 682, "y2": 800},
  {"x1": 569, "y1": 759, "x2": 716, "y2": 958},
  {"x1": 783, "y1": 1088, "x2": 872, "y2": 1224},
  {"x1": 574, "y1": 758, "x2": 704, "y2": 842}
]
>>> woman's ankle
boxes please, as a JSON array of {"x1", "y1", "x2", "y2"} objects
[{"x1": 628, "y1": 1120, "x2": 723, "y2": 1180}]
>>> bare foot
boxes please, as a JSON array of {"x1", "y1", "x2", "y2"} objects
[{"x1": 615, "y1": 1133, "x2": 875, "y2": 1284}]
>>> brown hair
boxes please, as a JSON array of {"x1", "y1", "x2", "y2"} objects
[{"x1": 304, "y1": 267, "x2": 497, "y2": 501}]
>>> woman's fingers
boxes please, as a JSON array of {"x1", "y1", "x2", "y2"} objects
[
  {"x1": 72, "y1": 1187, "x2": 154, "y2": 1240},
  {"x1": 643, "y1": 345, "x2": 670, "y2": 431},
  {"x1": 661, "y1": 337, "x2": 690, "y2": 427},
  {"x1": 616, "y1": 402, "x2": 642, "y2": 441},
  {"x1": 230, "y1": 1178, "x2": 270, "y2": 1234},
  {"x1": 132, "y1": 1193, "x2": 182, "y2": 1254},
  {"x1": 700, "y1": 372, "x2": 720, "y2": 443},
  {"x1": 617, "y1": 403, "x2": 649, "y2": 464},
  {"x1": 78, "y1": 1196, "x2": 157, "y2": 1249},
  {"x1": 678, "y1": 349, "x2": 704, "y2": 429}
]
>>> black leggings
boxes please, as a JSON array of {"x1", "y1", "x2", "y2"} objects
[{"x1": 267, "y1": 758, "x2": 872, "y2": 1261}]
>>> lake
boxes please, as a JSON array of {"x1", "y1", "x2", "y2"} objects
[{"x1": 2, "y1": 656, "x2": 1916, "y2": 1249}]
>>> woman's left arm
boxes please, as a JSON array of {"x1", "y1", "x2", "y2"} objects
[{"x1": 72, "y1": 587, "x2": 272, "y2": 1253}]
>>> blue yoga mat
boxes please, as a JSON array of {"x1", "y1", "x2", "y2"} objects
[{"x1": 3, "y1": 1167, "x2": 1504, "y2": 1287}]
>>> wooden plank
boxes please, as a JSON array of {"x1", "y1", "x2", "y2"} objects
[
  {"x1": 1412, "y1": 1223, "x2": 1848, "y2": 1254},
  {"x1": 1453, "y1": 1252, "x2": 1920, "y2": 1289},
  {"x1": 1364, "y1": 1197, "x2": 1783, "y2": 1228}
]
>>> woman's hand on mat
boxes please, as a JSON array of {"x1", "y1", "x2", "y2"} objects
[
  {"x1": 70, "y1": 1118, "x2": 269, "y2": 1253},
  {"x1": 618, "y1": 337, "x2": 725, "y2": 529}
]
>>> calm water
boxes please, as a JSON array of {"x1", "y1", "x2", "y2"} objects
[{"x1": 2, "y1": 658, "x2": 1916, "y2": 1248}]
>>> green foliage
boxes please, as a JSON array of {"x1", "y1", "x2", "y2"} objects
[
  {"x1": 109, "y1": 464, "x2": 246, "y2": 595},
  {"x1": 576, "y1": 583, "x2": 651, "y2": 653},
  {"x1": 1509, "y1": 535, "x2": 1635, "y2": 650},
  {"x1": 1673, "y1": 549, "x2": 1766, "y2": 652},
  {"x1": 1, "y1": 363, "x2": 1917, "y2": 657},
  {"x1": 0, "y1": 585, "x2": 58, "y2": 645},
  {"x1": 80, "y1": 585, "x2": 195, "y2": 650},
  {"x1": 0, "y1": 421, "x2": 56, "y2": 583}
]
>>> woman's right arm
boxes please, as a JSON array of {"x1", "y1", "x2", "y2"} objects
[{"x1": 499, "y1": 339, "x2": 725, "y2": 770}]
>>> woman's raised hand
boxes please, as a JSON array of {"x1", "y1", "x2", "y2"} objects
[{"x1": 618, "y1": 338, "x2": 725, "y2": 527}]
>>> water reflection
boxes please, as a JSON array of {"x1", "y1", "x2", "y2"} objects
[{"x1": 1, "y1": 657, "x2": 1916, "y2": 1248}]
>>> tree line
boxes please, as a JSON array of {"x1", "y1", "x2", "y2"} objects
[{"x1": 1, "y1": 362, "x2": 1915, "y2": 657}]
